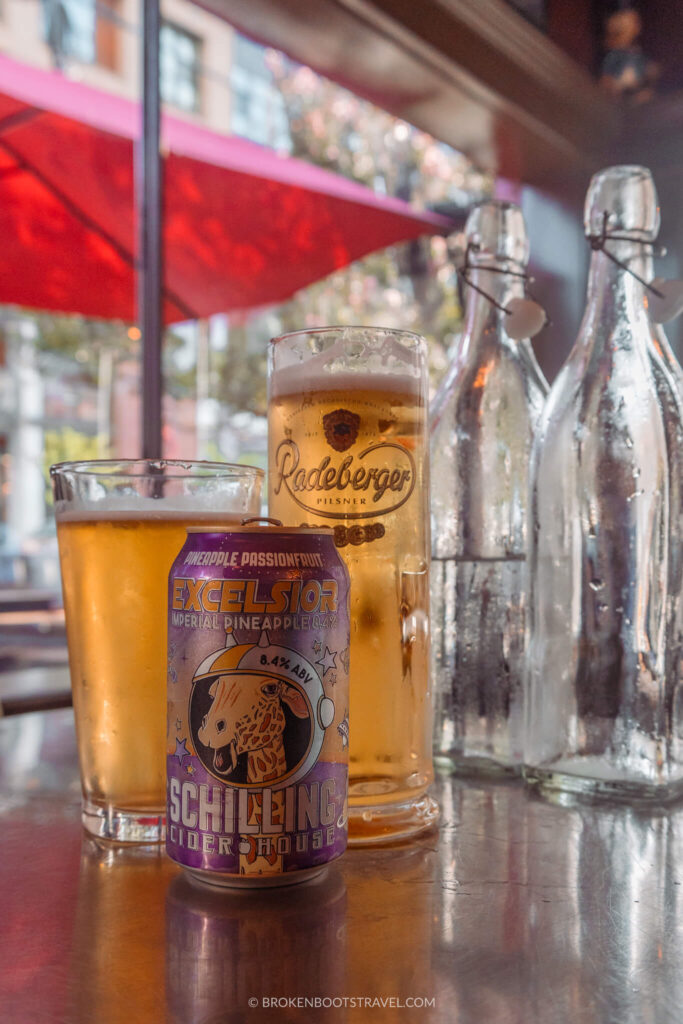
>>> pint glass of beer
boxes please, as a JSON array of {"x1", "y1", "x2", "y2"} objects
[
  {"x1": 268, "y1": 327, "x2": 437, "y2": 843},
  {"x1": 51, "y1": 460, "x2": 263, "y2": 842}
]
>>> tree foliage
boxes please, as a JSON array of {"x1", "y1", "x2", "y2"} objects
[
  {"x1": 42, "y1": 426, "x2": 100, "y2": 506},
  {"x1": 261, "y1": 55, "x2": 492, "y2": 392}
]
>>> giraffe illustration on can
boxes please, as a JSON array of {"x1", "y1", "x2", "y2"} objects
[{"x1": 166, "y1": 523, "x2": 349, "y2": 887}]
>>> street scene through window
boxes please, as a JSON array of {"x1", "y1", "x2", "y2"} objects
[{"x1": 0, "y1": 0, "x2": 489, "y2": 682}]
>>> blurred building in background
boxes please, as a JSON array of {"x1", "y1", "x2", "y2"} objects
[
  {"x1": 0, "y1": 0, "x2": 486, "y2": 654},
  {"x1": 2, "y1": 0, "x2": 680, "y2": 676}
]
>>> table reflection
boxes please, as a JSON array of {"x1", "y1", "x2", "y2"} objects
[
  {"x1": 433, "y1": 777, "x2": 533, "y2": 1022},
  {"x1": 67, "y1": 839, "x2": 169, "y2": 1024},
  {"x1": 165, "y1": 869, "x2": 346, "y2": 1022},
  {"x1": 532, "y1": 797, "x2": 683, "y2": 1024},
  {"x1": 164, "y1": 841, "x2": 439, "y2": 1023},
  {"x1": 431, "y1": 778, "x2": 683, "y2": 1023},
  {"x1": 344, "y1": 842, "x2": 438, "y2": 1008},
  {"x1": 9, "y1": 701, "x2": 683, "y2": 1024}
]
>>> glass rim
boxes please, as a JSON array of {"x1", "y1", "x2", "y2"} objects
[
  {"x1": 591, "y1": 163, "x2": 651, "y2": 183},
  {"x1": 49, "y1": 459, "x2": 265, "y2": 481},
  {"x1": 470, "y1": 197, "x2": 521, "y2": 214},
  {"x1": 269, "y1": 325, "x2": 426, "y2": 347}
]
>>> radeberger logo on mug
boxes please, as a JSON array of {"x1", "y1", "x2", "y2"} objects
[
  {"x1": 323, "y1": 408, "x2": 360, "y2": 452},
  {"x1": 273, "y1": 409, "x2": 416, "y2": 521}
]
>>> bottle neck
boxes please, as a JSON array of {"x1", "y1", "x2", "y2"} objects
[
  {"x1": 461, "y1": 263, "x2": 526, "y2": 347},
  {"x1": 583, "y1": 241, "x2": 652, "y2": 340},
  {"x1": 630, "y1": 246, "x2": 654, "y2": 283}
]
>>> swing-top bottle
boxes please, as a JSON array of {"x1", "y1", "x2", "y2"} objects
[
  {"x1": 525, "y1": 164, "x2": 683, "y2": 799},
  {"x1": 431, "y1": 200, "x2": 548, "y2": 774}
]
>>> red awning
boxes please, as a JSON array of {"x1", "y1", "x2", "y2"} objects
[{"x1": 0, "y1": 55, "x2": 451, "y2": 324}]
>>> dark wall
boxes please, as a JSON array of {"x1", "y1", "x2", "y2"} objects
[
  {"x1": 546, "y1": 0, "x2": 601, "y2": 75},
  {"x1": 519, "y1": 185, "x2": 590, "y2": 382},
  {"x1": 639, "y1": 0, "x2": 683, "y2": 93},
  {"x1": 544, "y1": 0, "x2": 683, "y2": 95}
]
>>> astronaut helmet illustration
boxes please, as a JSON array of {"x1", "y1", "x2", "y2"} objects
[{"x1": 189, "y1": 629, "x2": 334, "y2": 789}]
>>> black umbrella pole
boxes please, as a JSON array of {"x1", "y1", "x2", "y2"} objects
[{"x1": 138, "y1": 0, "x2": 163, "y2": 459}]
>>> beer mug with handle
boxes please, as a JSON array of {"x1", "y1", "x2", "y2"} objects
[{"x1": 268, "y1": 327, "x2": 438, "y2": 844}]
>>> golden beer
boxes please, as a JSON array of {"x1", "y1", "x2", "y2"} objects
[
  {"x1": 268, "y1": 329, "x2": 437, "y2": 843},
  {"x1": 52, "y1": 461, "x2": 263, "y2": 842}
]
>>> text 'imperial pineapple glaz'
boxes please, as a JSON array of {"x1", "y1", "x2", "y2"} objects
[{"x1": 268, "y1": 327, "x2": 438, "y2": 843}]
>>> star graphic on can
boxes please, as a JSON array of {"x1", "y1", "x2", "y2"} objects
[
  {"x1": 186, "y1": 764, "x2": 195, "y2": 775},
  {"x1": 167, "y1": 643, "x2": 178, "y2": 684},
  {"x1": 328, "y1": 671, "x2": 337, "y2": 686},
  {"x1": 316, "y1": 646, "x2": 337, "y2": 676},
  {"x1": 313, "y1": 639, "x2": 323, "y2": 654},
  {"x1": 337, "y1": 713, "x2": 349, "y2": 749},
  {"x1": 174, "y1": 737, "x2": 190, "y2": 764}
]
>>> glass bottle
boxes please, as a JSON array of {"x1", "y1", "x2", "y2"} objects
[
  {"x1": 645, "y1": 246, "x2": 683, "y2": 785},
  {"x1": 431, "y1": 200, "x2": 548, "y2": 775},
  {"x1": 525, "y1": 164, "x2": 683, "y2": 799}
]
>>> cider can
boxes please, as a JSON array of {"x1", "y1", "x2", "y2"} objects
[{"x1": 166, "y1": 520, "x2": 350, "y2": 887}]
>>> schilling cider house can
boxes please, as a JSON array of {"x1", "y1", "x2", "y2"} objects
[{"x1": 166, "y1": 521, "x2": 350, "y2": 886}]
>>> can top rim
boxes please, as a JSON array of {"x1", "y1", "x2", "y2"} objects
[{"x1": 185, "y1": 525, "x2": 335, "y2": 535}]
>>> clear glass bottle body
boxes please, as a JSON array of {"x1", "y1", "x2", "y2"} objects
[
  {"x1": 431, "y1": 202, "x2": 548, "y2": 775},
  {"x1": 525, "y1": 165, "x2": 683, "y2": 799},
  {"x1": 647, "y1": 286, "x2": 683, "y2": 784}
]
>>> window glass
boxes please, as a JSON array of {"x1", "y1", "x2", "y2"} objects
[
  {"x1": 0, "y1": 1, "x2": 141, "y2": 687},
  {"x1": 231, "y1": 34, "x2": 290, "y2": 150},
  {"x1": 160, "y1": 21, "x2": 200, "y2": 113},
  {"x1": 0, "y1": 5, "x2": 489, "y2": 687},
  {"x1": 43, "y1": 0, "x2": 96, "y2": 65}
]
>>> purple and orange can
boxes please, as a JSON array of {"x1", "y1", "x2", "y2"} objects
[{"x1": 166, "y1": 520, "x2": 350, "y2": 887}]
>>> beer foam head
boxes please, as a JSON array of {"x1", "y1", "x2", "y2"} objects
[
  {"x1": 269, "y1": 327, "x2": 425, "y2": 399},
  {"x1": 54, "y1": 496, "x2": 254, "y2": 521},
  {"x1": 51, "y1": 461, "x2": 263, "y2": 520}
]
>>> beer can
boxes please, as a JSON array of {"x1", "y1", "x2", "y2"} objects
[{"x1": 166, "y1": 521, "x2": 350, "y2": 887}]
